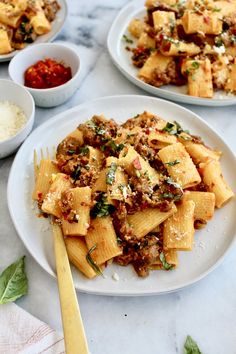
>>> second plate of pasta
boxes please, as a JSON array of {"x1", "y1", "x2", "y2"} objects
[
  {"x1": 0, "y1": 0, "x2": 67, "y2": 62},
  {"x1": 7, "y1": 95, "x2": 236, "y2": 295},
  {"x1": 107, "y1": 0, "x2": 236, "y2": 106}
]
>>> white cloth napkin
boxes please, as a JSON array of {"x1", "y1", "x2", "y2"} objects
[{"x1": 0, "y1": 303, "x2": 65, "y2": 354}]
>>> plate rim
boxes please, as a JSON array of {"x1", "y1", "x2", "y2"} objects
[
  {"x1": 7, "y1": 94, "x2": 236, "y2": 296},
  {"x1": 107, "y1": 0, "x2": 236, "y2": 107},
  {"x1": 0, "y1": 0, "x2": 68, "y2": 62}
]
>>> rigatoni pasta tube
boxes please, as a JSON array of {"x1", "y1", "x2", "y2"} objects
[
  {"x1": 183, "y1": 142, "x2": 221, "y2": 164},
  {"x1": 62, "y1": 187, "x2": 91, "y2": 236},
  {"x1": 119, "y1": 145, "x2": 159, "y2": 185},
  {"x1": 0, "y1": 3, "x2": 24, "y2": 28},
  {"x1": 32, "y1": 159, "x2": 59, "y2": 201},
  {"x1": 182, "y1": 59, "x2": 213, "y2": 98},
  {"x1": 199, "y1": 159, "x2": 234, "y2": 208},
  {"x1": 160, "y1": 40, "x2": 201, "y2": 57},
  {"x1": 92, "y1": 169, "x2": 107, "y2": 193},
  {"x1": 182, "y1": 191, "x2": 215, "y2": 222},
  {"x1": 0, "y1": 27, "x2": 12, "y2": 55},
  {"x1": 158, "y1": 142, "x2": 201, "y2": 188},
  {"x1": 128, "y1": 19, "x2": 148, "y2": 38},
  {"x1": 138, "y1": 52, "x2": 173, "y2": 85},
  {"x1": 106, "y1": 157, "x2": 130, "y2": 202},
  {"x1": 28, "y1": 1, "x2": 51, "y2": 35},
  {"x1": 85, "y1": 216, "x2": 122, "y2": 264},
  {"x1": 152, "y1": 10, "x2": 176, "y2": 34},
  {"x1": 181, "y1": 10, "x2": 222, "y2": 35},
  {"x1": 66, "y1": 129, "x2": 84, "y2": 145},
  {"x1": 163, "y1": 200, "x2": 195, "y2": 251},
  {"x1": 65, "y1": 237, "x2": 97, "y2": 279},
  {"x1": 127, "y1": 205, "x2": 177, "y2": 239},
  {"x1": 148, "y1": 130, "x2": 177, "y2": 149},
  {"x1": 42, "y1": 173, "x2": 72, "y2": 217}
]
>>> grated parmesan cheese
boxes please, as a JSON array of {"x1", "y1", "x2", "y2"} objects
[{"x1": 0, "y1": 101, "x2": 27, "y2": 142}]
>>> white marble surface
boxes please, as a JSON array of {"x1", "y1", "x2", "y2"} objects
[{"x1": 1, "y1": 1, "x2": 236, "y2": 353}]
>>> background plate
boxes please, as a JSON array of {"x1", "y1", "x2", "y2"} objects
[
  {"x1": 7, "y1": 95, "x2": 236, "y2": 295},
  {"x1": 107, "y1": 0, "x2": 236, "y2": 106},
  {"x1": 0, "y1": 0, "x2": 67, "y2": 62}
]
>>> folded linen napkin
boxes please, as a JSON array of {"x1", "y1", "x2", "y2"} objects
[{"x1": 0, "y1": 303, "x2": 64, "y2": 354}]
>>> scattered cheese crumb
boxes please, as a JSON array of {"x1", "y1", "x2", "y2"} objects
[
  {"x1": 112, "y1": 272, "x2": 119, "y2": 281},
  {"x1": 213, "y1": 45, "x2": 225, "y2": 55}
]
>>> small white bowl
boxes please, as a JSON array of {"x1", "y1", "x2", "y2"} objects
[
  {"x1": 0, "y1": 79, "x2": 35, "y2": 159},
  {"x1": 8, "y1": 43, "x2": 80, "y2": 107}
]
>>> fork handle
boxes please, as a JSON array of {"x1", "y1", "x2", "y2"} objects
[{"x1": 53, "y1": 224, "x2": 89, "y2": 354}]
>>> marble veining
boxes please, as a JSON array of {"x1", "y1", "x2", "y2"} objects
[{"x1": 0, "y1": 1, "x2": 236, "y2": 354}]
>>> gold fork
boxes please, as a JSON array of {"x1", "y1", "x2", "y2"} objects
[{"x1": 34, "y1": 149, "x2": 89, "y2": 354}]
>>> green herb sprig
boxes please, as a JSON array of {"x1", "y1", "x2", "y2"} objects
[
  {"x1": 159, "y1": 252, "x2": 174, "y2": 270},
  {"x1": 165, "y1": 160, "x2": 180, "y2": 166},
  {"x1": 86, "y1": 245, "x2": 103, "y2": 275}
]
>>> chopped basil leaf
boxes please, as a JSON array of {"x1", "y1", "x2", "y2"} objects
[
  {"x1": 91, "y1": 193, "x2": 116, "y2": 218},
  {"x1": 159, "y1": 192, "x2": 182, "y2": 201},
  {"x1": 165, "y1": 159, "x2": 180, "y2": 166},
  {"x1": 67, "y1": 149, "x2": 76, "y2": 155},
  {"x1": 79, "y1": 146, "x2": 89, "y2": 156},
  {"x1": 184, "y1": 335, "x2": 202, "y2": 354},
  {"x1": 191, "y1": 61, "x2": 200, "y2": 69},
  {"x1": 71, "y1": 165, "x2": 81, "y2": 181},
  {"x1": 86, "y1": 245, "x2": 103, "y2": 275},
  {"x1": 123, "y1": 34, "x2": 133, "y2": 44},
  {"x1": 133, "y1": 114, "x2": 140, "y2": 118},
  {"x1": 161, "y1": 122, "x2": 176, "y2": 134},
  {"x1": 212, "y1": 7, "x2": 221, "y2": 12},
  {"x1": 161, "y1": 121, "x2": 189, "y2": 136},
  {"x1": 215, "y1": 38, "x2": 223, "y2": 47},
  {"x1": 0, "y1": 256, "x2": 28, "y2": 304},
  {"x1": 109, "y1": 140, "x2": 125, "y2": 153},
  {"x1": 159, "y1": 252, "x2": 174, "y2": 270},
  {"x1": 106, "y1": 162, "x2": 117, "y2": 185}
]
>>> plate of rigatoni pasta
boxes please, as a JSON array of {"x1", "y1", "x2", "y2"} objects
[
  {"x1": 107, "y1": 0, "x2": 236, "y2": 106},
  {"x1": 0, "y1": 0, "x2": 67, "y2": 62},
  {"x1": 7, "y1": 95, "x2": 236, "y2": 295}
]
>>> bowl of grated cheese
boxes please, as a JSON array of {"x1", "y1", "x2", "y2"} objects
[{"x1": 0, "y1": 79, "x2": 35, "y2": 159}]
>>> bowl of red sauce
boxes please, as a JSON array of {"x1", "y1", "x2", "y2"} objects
[{"x1": 8, "y1": 43, "x2": 80, "y2": 107}]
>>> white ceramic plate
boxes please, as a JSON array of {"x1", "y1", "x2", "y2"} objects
[
  {"x1": 8, "y1": 95, "x2": 236, "y2": 296},
  {"x1": 107, "y1": 0, "x2": 236, "y2": 106},
  {"x1": 0, "y1": 0, "x2": 67, "y2": 62}
]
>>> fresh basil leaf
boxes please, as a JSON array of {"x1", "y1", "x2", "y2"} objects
[
  {"x1": 0, "y1": 256, "x2": 28, "y2": 304},
  {"x1": 165, "y1": 159, "x2": 180, "y2": 166},
  {"x1": 86, "y1": 245, "x2": 103, "y2": 275},
  {"x1": 106, "y1": 162, "x2": 117, "y2": 185},
  {"x1": 184, "y1": 335, "x2": 202, "y2": 354},
  {"x1": 109, "y1": 140, "x2": 124, "y2": 153},
  {"x1": 67, "y1": 149, "x2": 76, "y2": 155},
  {"x1": 79, "y1": 146, "x2": 89, "y2": 156},
  {"x1": 162, "y1": 122, "x2": 176, "y2": 134},
  {"x1": 159, "y1": 252, "x2": 174, "y2": 270},
  {"x1": 191, "y1": 61, "x2": 200, "y2": 69},
  {"x1": 91, "y1": 193, "x2": 116, "y2": 218}
]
